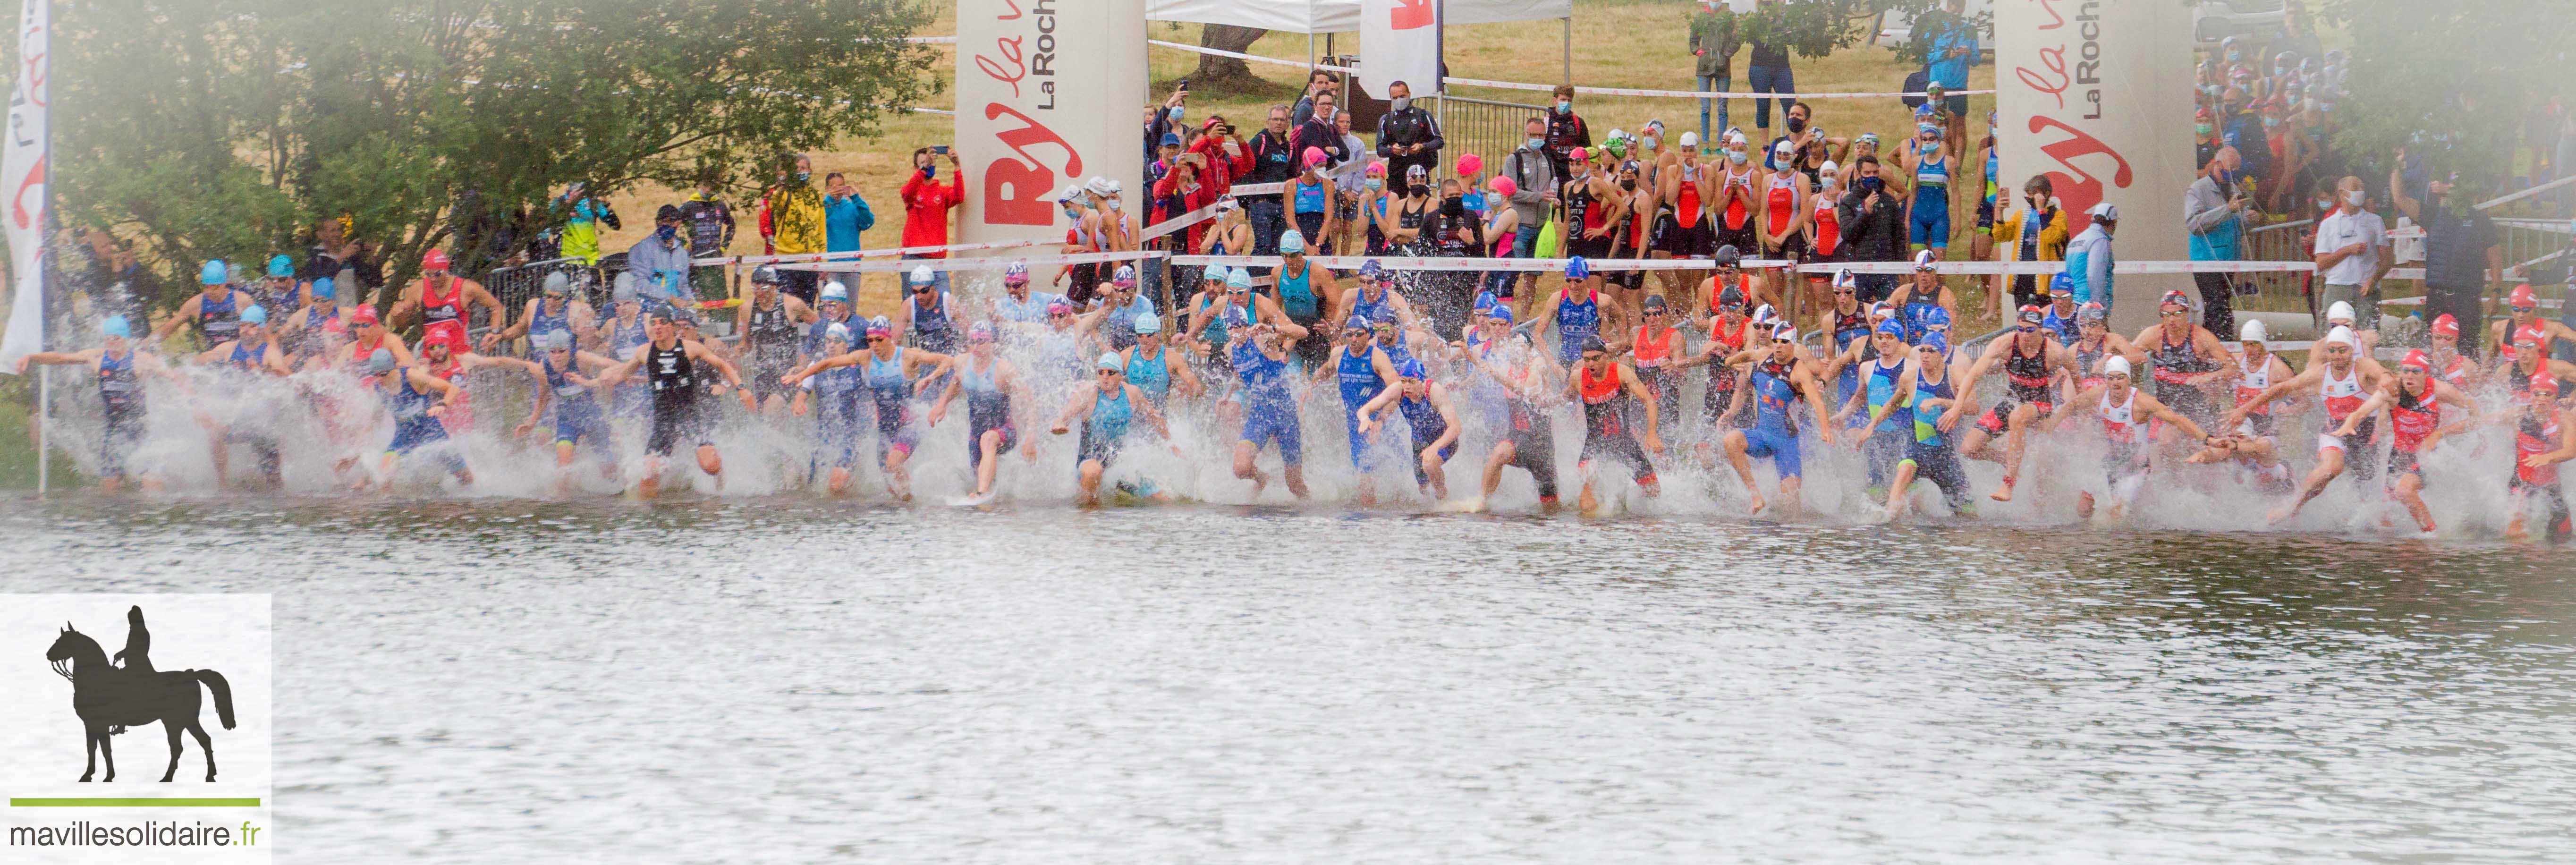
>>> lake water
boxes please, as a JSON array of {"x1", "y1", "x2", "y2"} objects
[{"x1": 3, "y1": 496, "x2": 2572, "y2": 862}]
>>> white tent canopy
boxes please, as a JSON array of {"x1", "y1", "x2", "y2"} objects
[{"x1": 1146, "y1": 0, "x2": 1573, "y2": 34}]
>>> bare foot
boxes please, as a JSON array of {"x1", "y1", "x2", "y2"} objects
[
  {"x1": 1989, "y1": 479, "x2": 2015, "y2": 502},
  {"x1": 1746, "y1": 491, "x2": 1767, "y2": 515},
  {"x1": 2266, "y1": 504, "x2": 2296, "y2": 526}
]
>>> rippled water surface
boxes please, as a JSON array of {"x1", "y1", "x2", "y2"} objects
[{"x1": 4, "y1": 496, "x2": 2573, "y2": 862}]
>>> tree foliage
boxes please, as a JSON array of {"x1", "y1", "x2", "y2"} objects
[
  {"x1": 19, "y1": 0, "x2": 940, "y2": 306},
  {"x1": 2316, "y1": 0, "x2": 2576, "y2": 196},
  {"x1": 1719, "y1": 0, "x2": 1988, "y2": 63}
]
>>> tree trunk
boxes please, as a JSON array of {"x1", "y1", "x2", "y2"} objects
[{"x1": 1191, "y1": 25, "x2": 1269, "y2": 88}]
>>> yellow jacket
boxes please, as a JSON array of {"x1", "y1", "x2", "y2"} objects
[
  {"x1": 1993, "y1": 204, "x2": 2069, "y2": 263},
  {"x1": 767, "y1": 183, "x2": 827, "y2": 255}
]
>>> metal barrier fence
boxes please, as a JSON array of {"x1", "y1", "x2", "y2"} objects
[{"x1": 1428, "y1": 94, "x2": 1551, "y2": 183}]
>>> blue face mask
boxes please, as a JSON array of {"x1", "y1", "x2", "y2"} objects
[
  {"x1": 1556, "y1": 101, "x2": 1572, "y2": 114},
  {"x1": 1526, "y1": 137, "x2": 1544, "y2": 151},
  {"x1": 923, "y1": 164, "x2": 937, "y2": 179},
  {"x1": 1169, "y1": 106, "x2": 1184, "y2": 121},
  {"x1": 1365, "y1": 178, "x2": 1383, "y2": 192}
]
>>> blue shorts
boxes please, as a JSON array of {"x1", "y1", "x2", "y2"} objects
[
  {"x1": 1909, "y1": 196, "x2": 1951, "y2": 248},
  {"x1": 1242, "y1": 403, "x2": 1305, "y2": 466},
  {"x1": 553, "y1": 406, "x2": 610, "y2": 450},
  {"x1": 1742, "y1": 426, "x2": 1803, "y2": 479},
  {"x1": 1344, "y1": 413, "x2": 1388, "y2": 470}
]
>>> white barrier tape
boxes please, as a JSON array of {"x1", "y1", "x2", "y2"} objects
[
  {"x1": 1146, "y1": 40, "x2": 1994, "y2": 101},
  {"x1": 1793, "y1": 260, "x2": 2314, "y2": 276},
  {"x1": 906, "y1": 36, "x2": 956, "y2": 44},
  {"x1": 1169, "y1": 254, "x2": 1795, "y2": 272},
  {"x1": 696, "y1": 238, "x2": 1047, "y2": 267},
  {"x1": 774, "y1": 250, "x2": 1164, "y2": 273},
  {"x1": 2497, "y1": 218, "x2": 2576, "y2": 233},
  {"x1": 1138, "y1": 182, "x2": 1287, "y2": 241},
  {"x1": 2477, "y1": 174, "x2": 2576, "y2": 211},
  {"x1": 1441, "y1": 75, "x2": 1994, "y2": 101}
]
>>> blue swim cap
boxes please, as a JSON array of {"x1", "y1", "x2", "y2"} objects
[
  {"x1": 1917, "y1": 331, "x2": 1949, "y2": 355},
  {"x1": 1226, "y1": 269, "x2": 1253, "y2": 290},
  {"x1": 1396, "y1": 357, "x2": 1427, "y2": 380},
  {"x1": 266, "y1": 254, "x2": 294, "y2": 279},
  {"x1": 367, "y1": 348, "x2": 397, "y2": 373},
  {"x1": 1345, "y1": 314, "x2": 1372, "y2": 331},
  {"x1": 1278, "y1": 229, "x2": 1306, "y2": 254},
  {"x1": 1097, "y1": 351, "x2": 1125, "y2": 372},
  {"x1": 1485, "y1": 305, "x2": 1514, "y2": 324},
  {"x1": 1473, "y1": 290, "x2": 1498, "y2": 314},
  {"x1": 1133, "y1": 312, "x2": 1161, "y2": 334},
  {"x1": 239, "y1": 304, "x2": 269, "y2": 325},
  {"x1": 310, "y1": 277, "x2": 336, "y2": 300},
  {"x1": 101, "y1": 315, "x2": 132, "y2": 338},
  {"x1": 1359, "y1": 259, "x2": 1388, "y2": 279},
  {"x1": 1564, "y1": 256, "x2": 1591, "y2": 280},
  {"x1": 1874, "y1": 320, "x2": 1905, "y2": 338},
  {"x1": 199, "y1": 259, "x2": 228, "y2": 285},
  {"x1": 1924, "y1": 305, "x2": 1953, "y2": 328},
  {"x1": 2049, "y1": 271, "x2": 2076, "y2": 296}
]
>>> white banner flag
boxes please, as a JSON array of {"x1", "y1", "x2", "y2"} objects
[
  {"x1": 954, "y1": 0, "x2": 1145, "y2": 255},
  {"x1": 1360, "y1": 0, "x2": 1440, "y2": 100},
  {"x1": 0, "y1": 0, "x2": 49, "y2": 371}
]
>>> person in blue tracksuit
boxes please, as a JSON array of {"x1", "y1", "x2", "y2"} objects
[{"x1": 2062, "y1": 202, "x2": 2118, "y2": 309}]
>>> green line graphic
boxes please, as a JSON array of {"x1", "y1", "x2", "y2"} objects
[{"x1": 9, "y1": 798, "x2": 262, "y2": 807}]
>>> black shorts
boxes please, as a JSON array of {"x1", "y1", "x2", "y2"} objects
[
  {"x1": 1569, "y1": 234, "x2": 1615, "y2": 262},
  {"x1": 1714, "y1": 222, "x2": 1759, "y2": 257},
  {"x1": 1506, "y1": 420, "x2": 1562, "y2": 502},
  {"x1": 1580, "y1": 427, "x2": 1659, "y2": 485},
  {"x1": 646, "y1": 400, "x2": 712, "y2": 457},
  {"x1": 1976, "y1": 197, "x2": 1995, "y2": 230},
  {"x1": 1770, "y1": 232, "x2": 1807, "y2": 260},
  {"x1": 100, "y1": 418, "x2": 144, "y2": 477},
  {"x1": 2386, "y1": 449, "x2": 2425, "y2": 487},
  {"x1": 1656, "y1": 215, "x2": 1716, "y2": 258},
  {"x1": 778, "y1": 270, "x2": 819, "y2": 305},
  {"x1": 1067, "y1": 263, "x2": 1100, "y2": 307},
  {"x1": 746, "y1": 362, "x2": 794, "y2": 401}
]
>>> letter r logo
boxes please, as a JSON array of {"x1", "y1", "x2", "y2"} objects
[{"x1": 1390, "y1": 0, "x2": 1433, "y2": 30}]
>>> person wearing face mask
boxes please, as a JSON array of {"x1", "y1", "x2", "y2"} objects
[
  {"x1": 2312, "y1": 174, "x2": 2389, "y2": 339},
  {"x1": 1922, "y1": 0, "x2": 1978, "y2": 153},
  {"x1": 1609, "y1": 160, "x2": 1656, "y2": 318},
  {"x1": 2217, "y1": 87, "x2": 2271, "y2": 191},
  {"x1": 1715, "y1": 131, "x2": 1763, "y2": 267},
  {"x1": 1993, "y1": 175, "x2": 2068, "y2": 311},
  {"x1": 1561, "y1": 149, "x2": 1625, "y2": 275},
  {"x1": 1390, "y1": 163, "x2": 1436, "y2": 256},
  {"x1": 1652, "y1": 131, "x2": 1716, "y2": 302},
  {"x1": 1759, "y1": 140, "x2": 1810, "y2": 312},
  {"x1": 1328, "y1": 110, "x2": 1375, "y2": 254},
  {"x1": 1542, "y1": 84, "x2": 1593, "y2": 180},
  {"x1": 764, "y1": 153, "x2": 828, "y2": 301},
  {"x1": 557, "y1": 181, "x2": 622, "y2": 266},
  {"x1": 1356, "y1": 164, "x2": 1395, "y2": 257},
  {"x1": 2185, "y1": 147, "x2": 2252, "y2": 335},
  {"x1": 1057, "y1": 185, "x2": 1105, "y2": 308},
  {"x1": 2390, "y1": 155, "x2": 2503, "y2": 356},
  {"x1": 1373, "y1": 80, "x2": 1446, "y2": 185},
  {"x1": 2194, "y1": 107, "x2": 2221, "y2": 169},
  {"x1": 1501, "y1": 118, "x2": 1560, "y2": 302},
  {"x1": 900, "y1": 145, "x2": 966, "y2": 301},
  {"x1": 1836, "y1": 155, "x2": 1909, "y2": 305},
  {"x1": 1901, "y1": 115, "x2": 1953, "y2": 258},
  {"x1": 1289, "y1": 149, "x2": 1339, "y2": 256}
]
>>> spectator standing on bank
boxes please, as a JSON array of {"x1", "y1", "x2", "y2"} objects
[
  {"x1": 766, "y1": 154, "x2": 827, "y2": 304},
  {"x1": 2389, "y1": 152, "x2": 2502, "y2": 355},
  {"x1": 2062, "y1": 203, "x2": 2118, "y2": 309},
  {"x1": 1836, "y1": 154, "x2": 1908, "y2": 304},
  {"x1": 1922, "y1": 0, "x2": 1979, "y2": 156},
  {"x1": 823, "y1": 172, "x2": 875, "y2": 256},
  {"x1": 1500, "y1": 121, "x2": 1559, "y2": 300},
  {"x1": 2310, "y1": 175, "x2": 2389, "y2": 338},
  {"x1": 556, "y1": 182, "x2": 620, "y2": 266},
  {"x1": 1689, "y1": 0, "x2": 1740, "y2": 147},
  {"x1": 679, "y1": 178, "x2": 737, "y2": 302},
  {"x1": 1294, "y1": 88, "x2": 1348, "y2": 171},
  {"x1": 1543, "y1": 85, "x2": 1594, "y2": 181},
  {"x1": 1992, "y1": 175, "x2": 2068, "y2": 311},
  {"x1": 902, "y1": 146, "x2": 966, "y2": 298},
  {"x1": 2218, "y1": 88, "x2": 2271, "y2": 197},
  {"x1": 1244, "y1": 104, "x2": 1299, "y2": 261},
  {"x1": 1375, "y1": 80, "x2": 1446, "y2": 185},
  {"x1": 2184, "y1": 146, "x2": 2252, "y2": 334},
  {"x1": 1745, "y1": 0, "x2": 1796, "y2": 143},
  {"x1": 1329, "y1": 110, "x2": 1375, "y2": 254},
  {"x1": 627, "y1": 204, "x2": 696, "y2": 305}
]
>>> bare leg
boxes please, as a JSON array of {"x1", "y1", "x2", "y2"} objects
[
  {"x1": 2270, "y1": 449, "x2": 2346, "y2": 525},
  {"x1": 1991, "y1": 404, "x2": 2035, "y2": 501},
  {"x1": 2395, "y1": 474, "x2": 2435, "y2": 533},
  {"x1": 1232, "y1": 440, "x2": 1268, "y2": 497},
  {"x1": 1421, "y1": 447, "x2": 1449, "y2": 500},
  {"x1": 975, "y1": 429, "x2": 1004, "y2": 496},
  {"x1": 1077, "y1": 459, "x2": 1105, "y2": 506},
  {"x1": 1721, "y1": 430, "x2": 1765, "y2": 514},
  {"x1": 697, "y1": 444, "x2": 724, "y2": 491},
  {"x1": 1776, "y1": 475, "x2": 1801, "y2": 518},
  {"x1": 1479, "y1": 440, "x2": 1515, "y2": 504},
  {"x1": 882, "y1": 448, "x2": 910, "y2": 500},
  {"x1": 637, "y1": 456, "x2": 664, "y2": 500},
  {"x1": 826, "y1": 466, "x2": 853, "y2": 496},
  {"x1": 1883, "y1": 460, "x2": 1920, "y2": 519},
  {"x1": 1282, "y1": 464, "x2": 1310, "y2": 499}
]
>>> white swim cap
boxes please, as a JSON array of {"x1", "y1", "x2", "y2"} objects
[
  {"x1": 2325, "y1": 300, "x2": 2356, "y2": 324},
  {"x1": 2324, "y1": 325, "x2": 2356, "y2": 348},
  {"x1": 1679, "y1": 131, "x2": 1701, "y2": 148},
  {"x1": 2239, "y1": 318, "x2": 2268, "y2": 342},
  {"x1": 2104, "y1": 355, "x2": 2133, "y2": 378}
]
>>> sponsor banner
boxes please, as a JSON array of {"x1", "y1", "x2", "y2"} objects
[
  {"x1": 0, "y1": 0, "x2": 51, "y2": 371},
  {"x1": 1998, "y1": 0, "x2": 2193, "y2": 332},
  {"x1": 1359, "y1": 0, "x2": 1439, "y2": 100},
  {"x1": 956, "y1": 0, "x2": 1146, "y2": 250},
  {"x1": 2, "y1": 595, "x2": 272, "y2": 862}
]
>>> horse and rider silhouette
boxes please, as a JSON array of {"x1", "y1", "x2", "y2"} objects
[{"x1": 43, "y1": 606, "x2": 237, "y2": 783}]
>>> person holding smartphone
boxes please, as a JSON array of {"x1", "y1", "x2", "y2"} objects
[{"x1": 902, "y1": 145, "x2": 966, "y2": 297}]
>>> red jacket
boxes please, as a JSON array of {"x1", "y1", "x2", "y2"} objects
[
  {"x1": 1188, "y1": 135, "x2": 1252, "y2": 194},
  {"x1": 900, "y1": 168, "x2": 966, "y2": 256},
  {"x1": 1152, "y1": 164, "x2": 1220, "y2": 253}
]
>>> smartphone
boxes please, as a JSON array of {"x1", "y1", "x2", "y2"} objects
[
  {"x1": 1177, "y1": 79, "x2": 1190, "y2": 92},
  {"x1": 930, "y1": 145, "x2": 950, "y2": 155}
]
